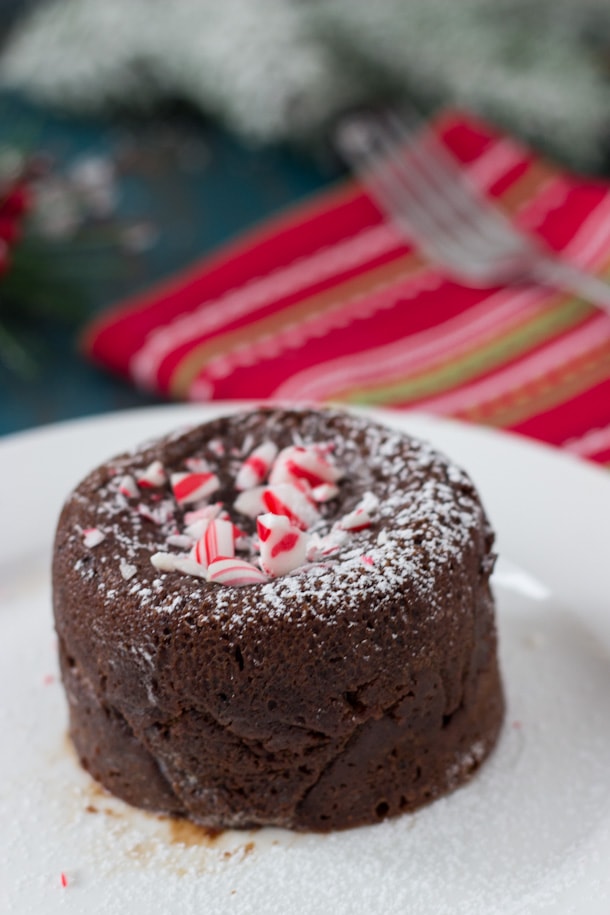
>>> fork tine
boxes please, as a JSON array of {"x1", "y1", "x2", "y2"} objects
[
  {"x1": 377, "y1": 115, "x2": 498, "y2": 264},
  {"x1": 338, "y1": 110, "x2": 530, "y2": 281},
  {"x1": 386, "y1": 111, "x2": 518, "y2": 243},
  {"x1": 344, "y1": 113, "x2": 508, "y2": 274},
  {"x1": 337, "y1": 115, "x2": 475, "y2": 270},
  {"x1": 337, "y1": 110, "x2": 610, "y2": 309},
  {"x1": 386, "y1": 109, "x2": 527, "y2": 255},
  {"x1": 335, "y1": 118, "x2": 435, "y2": 249}
]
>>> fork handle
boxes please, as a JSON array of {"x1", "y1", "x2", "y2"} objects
[{"x1": 532, "y1": 258, "x2": 610, "y2": 315}]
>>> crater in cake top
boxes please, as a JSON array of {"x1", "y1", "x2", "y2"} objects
[{"x1": 68, "y1": 408, "x2": 488, "y2": 628}]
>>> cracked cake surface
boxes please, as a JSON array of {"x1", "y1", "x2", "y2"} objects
[{"x1": 52, "y1": 407, "x2": 504, "y2": 831}]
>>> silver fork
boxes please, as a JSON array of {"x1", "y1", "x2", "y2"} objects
[{"x1": 335, "y1": 109, "x2": 610, "y2": 314}]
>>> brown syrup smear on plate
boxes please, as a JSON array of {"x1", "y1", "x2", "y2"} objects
[
  {"x1": 63, "y1": 730, "x2": 258, "y2": 865},
  {"x1": 166, "y1": 817, "x2": 223, "y2": 847}
]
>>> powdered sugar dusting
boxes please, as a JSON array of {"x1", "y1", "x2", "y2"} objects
[
  {"x1": 64, "y1": 408, "x2": 488, "y2": 630},
  {"x1": 7, "y1": 548, "x2": 610, "y2": 915}
]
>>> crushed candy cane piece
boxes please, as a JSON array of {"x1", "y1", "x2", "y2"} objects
[
  {"x1": 151, "y1": 552, "x2": 208, "y2": 578},
  {"x1": 232, "y1": 524, "x2": 250, "y2": 550},
  {"x1": 137, "y1": 499, "x2": 174, "y2": 525},
  {"x1": 184, "y1": 518, "x2": 209, "y2": 541},
  {"x1": 270, "y1": 444, "x2": 343, "y2": 488},
  {"x1": 191, "y1": 537, "x2": 207, "y2": 566},
  {"x1": 208, "y1": 438, "x2": 225, "y2": 456},
  {"x1": 60, "y1": 873, "x2": 68, "y2": 888},
  {"x1": 118, "y1": 474, "x2": 139, "y2": 499},
  {"x1": 306, "y1": 528, "x2": 349, "y2": 562},
  {"x1": 82, "y1": 527, "x2": 105, "y2": 547},
  {"x1": 184, "y1": 456, "x2": 210, "y2": 472},
  {"x1": 166, "y1": 533, "x2": 193, "y2": 549},
  {"x1": 234, "y1": 486, "x2": 266, "y2": 519},
  {"x1": 119, "y1": 560, "x2": 137, "y2": 580},
  {"x1": 193, "y1": 518, "x2": 235, "y2": 566},
  {"x1": 336, "y1": 507, "x2": 372, "y2": 532},
  {"x1": 137, "y1": 460, "x2": 167, "y2": 488},
  {"x1": 286, "y1": 453, "x2": 341, "y2": 487},
  {"x1": 268, "y1": 446, "x2": 300, "y2": 485},
  {"x1": 262, "y1": 483, "x2": 319, "y2": 531},
  {"x1": 257, "y1": 512, "x2": 308, "y2": 576},
  {"x1": 184, "y1": 503, "x2": 223, "y2": 525},
  {"x1": 356, "y1": 491, "x2": 380, "y2": 513},
  {"x1": 171, "y1": 471, "x2": 220, "y2": 505},
  {"x1": 236, "y1": 441, "x2": 278, "y2": 491},
  {"x1": 207, "y1": 557, "x2": 268, "y2": 586},
  {"x1": 310, "y1": 482, "x2": 339, "y2": 502},
  {"x1": 125, "y1": 429, "x2": 379, "y2": 586}
]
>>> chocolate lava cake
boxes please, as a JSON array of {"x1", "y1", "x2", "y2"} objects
[{"x1": 52, "y1": 407, "x2": 504, "y2": 831}]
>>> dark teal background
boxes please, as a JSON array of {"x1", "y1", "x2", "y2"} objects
[{"x1": 0, "y1": 93, "x2": 337, "y2": 435}]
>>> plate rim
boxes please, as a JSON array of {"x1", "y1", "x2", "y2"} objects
[{"x1": 2, "y1": 403, "x2": 610, "y2": 914}]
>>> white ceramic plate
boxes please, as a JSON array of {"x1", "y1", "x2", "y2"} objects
[{"x1": 2, "y1": 404, "x2": 610, "y2": 915}]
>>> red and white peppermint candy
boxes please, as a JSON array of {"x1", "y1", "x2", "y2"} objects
[
  {"x1": 235, "y1": 441, "x2": 278, "y2": 491},
  {"x1": 356, "y1": 491, "x2": 380, "y2": 514},
  {"x1": 256, "y1": 512, "x2": 308, "y2": 577},
  {"x1": 234, "y1": 485, "x2": 266, "y2": 519},
  {"x1": 286, "y1": 450, "x2": 342, "y2": 487},
  {"x1": 335, "y1": 507, "x2": 372, "y2": 532},
  {"x1": 306, "y1": 528, "x2": 348, "y2": 562},
  {"x1": 207, "y1": 438, "x2": 225, "y2": 457},
  {"x1": 166, "y1": 533, "x2": 194, "y2": 549},
  {"x1": 190, "y1": 537, "x2": 207, "y2": 566},
  {"x1": 232, "y1": 524, "x2": 250, "y2": 551},
  {"x1": 151, "y1": 552, "x2": 208, "y2": 578},
  {"x1": 137, "y1": 499, "x2": 174, "y2": 525},
  {"x1": 140, "y1": 432, "x2": 364, "y2": 585},
  {"x1": 171, "y1": 471, "x2": 220, "y2": 505},
  {"x1": 310, "y1": 482, "x2": 339, "y2": 503},
  {"x1": 184, "y1": 518, "x2": 209, "y2": 541},
  {"x1": 184, "y1": 503, "x2": 223, "y2": 525},
  {"x1": 118, "y1": 474, "x2": 139, "y2": 499},
  {"x1": 269, "y1": 444, "x2": 342, "y2": 488},
  {"x1": 136, "y1": 460, "x2": 167, "y2": 488},
  {"x1": 82, "y1": 527, "x2": 105, "y2": 547},
  {"x1": 314, "y1": 441, "x2": 335, "y2": 455},
  {"x1": 268, "y1": 446, "x2": 300, "y2": 486},
  {"x1": 184, "y1": 456, "x2": 210, "y2": 473},
  {"x1": 192, "y1": 518, "x2": 235, "y2": 567},
  {"x1": 262, "y1": 483, "x2": 319, "y2": 531},
  {"x1": 207, "y1": 557, "x2": 268, "y2": 586}
]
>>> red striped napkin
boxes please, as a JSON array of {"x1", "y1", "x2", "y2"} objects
[{"x1": 84, "y1": 111, "x2": 610, "y2": 468}]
